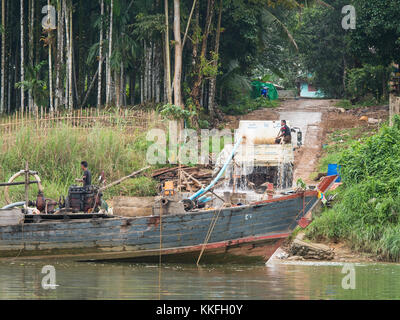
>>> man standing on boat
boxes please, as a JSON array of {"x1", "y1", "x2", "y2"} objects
[
  {"x1": 276, "y1": 120, "x2": 292, "y2": 144},
  {"x1": 76, "y1": 161, "x2": 92, "y2": 188}
]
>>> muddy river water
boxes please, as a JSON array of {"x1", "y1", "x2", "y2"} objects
[{"x1": 0, "y1": 259, "x2": 399, "y2": 300}]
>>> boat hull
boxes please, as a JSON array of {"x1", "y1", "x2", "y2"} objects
[{"x1": 0, "y1": 191, "x2": 318, "y2": 263}]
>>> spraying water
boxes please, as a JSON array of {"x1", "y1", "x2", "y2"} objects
[{"x1": 213, "y1": 120, "x2": 297, "y2": 204}]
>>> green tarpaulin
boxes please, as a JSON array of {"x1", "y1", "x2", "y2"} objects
[{"x1": 251, "y1": 81, "x2": 279, "y2": 100}]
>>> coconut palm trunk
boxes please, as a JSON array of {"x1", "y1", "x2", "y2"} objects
[
  {"x1": 106, "y1": 0, "x2": 113, "y2": 106},
  {"x1": 164, "y1": 0, "x2": 172, "y2": 104},
  {"x1": 20, "y1": 0, "x2": 25, "y2": 114},
  {"x1": 1, "y1": 0, "x2": 5, "y2": 114},
  {"x1": 208, "y1": 0, "x2": 223, "y2": 119},
  {"x1": 173, "y1": 0, "x2": 182, "y2": 107},
  {"x1": 97, "y1": 0, "x2": 104, "y2": 108}
]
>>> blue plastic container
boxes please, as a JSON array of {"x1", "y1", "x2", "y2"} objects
[{"x1": 327, "y1": 164, "x2": 342, "y2": 183}]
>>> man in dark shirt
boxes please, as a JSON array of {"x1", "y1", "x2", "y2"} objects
[
  {"x1": 76, "y1": 161, "x2": 92, "y2": 187},
  {"x1": 276, "y1": 120, "x2": 292, "y2": 144}
]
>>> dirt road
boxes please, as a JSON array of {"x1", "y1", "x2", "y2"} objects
[{"x1": 277, "y1": 99, "x2": 334, "y2": 184}]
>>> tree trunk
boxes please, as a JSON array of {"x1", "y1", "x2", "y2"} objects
[
  {"x1": 208, "y1": 0, "x2": 223, "y2": 119},
  {"x1": 173, "y1": 0, "x2": 183, "y2": 107},
  {"x1": 55, "y1": 0, "x2": 64, "y2": 111},
  {"x1": 114, "y1": 67, "x2": 123, "y2": 108},
  {"x1": 191, "y1": 0, "x2": 215, "y2": 109},
  {"x1": 28, "y1": 0, "x2": 34, "y2": 112},
  {"x1": 97, "y1": 0, "x2": 104, "y2": 108},
  {"x1": 106, "y1": 0, "x2": 113, "y2": 106},
  {"x1": 1, "y1": 0, "x2": 5, "y2": 113},
  {"x1": 48, "y1": 0, "x2": 53, "y2": 113},
  {"x1": 68, "y1": 2, "x2": 73, "y2": 110},
  {"x1": 20, "y1": 0, "x2": 25, "y2": 113},
  {"x1": 64, "y1": 0, "x2": 69, "y2": 108},
  {"x1": 164, "y1": 0, "x2": 172, "y2": 104},
  {"x1": 191, "y1": 0, "x2": 199, "y2": 69}
]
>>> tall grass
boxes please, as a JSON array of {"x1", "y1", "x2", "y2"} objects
[
  {"x1": 307, "y1": 115, "x2": 400, "y2": 261},
  {"x1": 0, "y1": 122, "x2": 158, "y2": 207}
]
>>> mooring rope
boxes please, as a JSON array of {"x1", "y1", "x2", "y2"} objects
[
  {"x1": 158, "y1": 209, "x2": 163, "y2": 300},
  {"x1": 196, "y1": 203, "x2": 227, "y2": 266},
  {"x1": 14, "y1": 209, "x2": 25, "y2": 259},
  {"x1": 289, "y1": 195, "x2": 315, "y2": 230}
]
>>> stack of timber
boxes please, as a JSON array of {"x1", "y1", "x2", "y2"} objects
[{"x1": 152, "y1": 166, "x2": 213, "y2": 193}]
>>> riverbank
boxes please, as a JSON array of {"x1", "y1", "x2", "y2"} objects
[
  {"x1": 271, "y1": 232, "x2": 377, "y2": 264},
  {"x1": 221, "y1": 99, "x2": 392, "y2": 263},
  {"x1": 280, "y1": 105, "x2": 400, "y2": 263},
  {"x1": 1, "y1": 99, "x2": 394, "y2": 264}
]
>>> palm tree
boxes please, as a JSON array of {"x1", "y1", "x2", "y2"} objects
[
  {"x1": 20, "y1": 0, "x2": 25, "y2": 113},
  {"x1": 16, "y1": 61, "x2": 48, "y2": 109},
  {"x1": 97, "y1": 0, "x2": 104, "y2": 108}
]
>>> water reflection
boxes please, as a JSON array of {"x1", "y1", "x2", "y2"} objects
[{"x1": 0, "y1": 260, "x2": 399, "y2": 300}]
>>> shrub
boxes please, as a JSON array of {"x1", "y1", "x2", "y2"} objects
[
  {"x1": 307, "y1": 115, "x2": 400, "y2": 261},
  {"x1": 0, "y1": 123, "x2": 157, "y2": 206}
]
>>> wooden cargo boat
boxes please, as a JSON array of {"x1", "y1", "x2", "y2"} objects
[{"x1": 0, "y1": 176, "x2": 336, "y2": 263}]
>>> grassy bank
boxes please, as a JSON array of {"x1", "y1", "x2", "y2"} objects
[
  {"x1": 0, "y1": 121, "x2": 159, "y2": 207},
  {"x1": 306, "y1": 116, "x2": 400, "y2": 261},
  {"x1": 335, "y1": 98, "x2": 388, "y2": 110}
]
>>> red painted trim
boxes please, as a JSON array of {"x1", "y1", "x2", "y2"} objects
[
  {"x1": 160, "y1": 233, "x2": 290, "y2": 255},
  {"x1": 318, "y1": 175, "x2": 338, "y2": 193},
  {"x1": 253, "y1": 190, "x2": 318, "y2": 206}
]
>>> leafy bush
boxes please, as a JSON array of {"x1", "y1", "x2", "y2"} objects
[
  {"x1": 0, "y1": 123, "x2": 157, "y2": 206},
  {"x1": 346, "y1": 64, "x2": 391, "y2": 103},
  {"x1": 307, "y1": 116, "x2": 400, "y2": 261},
  {"x1": 159, "y1": 104, "x2": 196, "y2": 121}
]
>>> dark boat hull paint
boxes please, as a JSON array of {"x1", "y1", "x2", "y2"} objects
[{"x1": 0, "y1": 191, "x2": 318, "y2": 263}]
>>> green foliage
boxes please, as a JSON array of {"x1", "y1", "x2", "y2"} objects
[
  {"x1": 296, "y1": 0, "x2": 400, "y2": 100},
  {"x1": 159, "y1": 104, "x2": 196, "y2": 121},
  {"x1": 307, "y1": 116, "x2": 400, "y2": 261},
  {"x1": 317, "y1": 127, "x2": 374, "y2": 172},
  {"x1": 15, "y1": 61, "x2": 48, "y2": 108},
  {"x1": 350, "y1": 0, "x2": 400, "y2": 66},
  {"x1": 296, "y1": 0, "x2": 351, "y2": 98},
  {"x1": 196, "y1": 53, "x2": 222, "y2": 79},
  {"x1": 335, "y1": 98, "x2": 387, "y2": 110},
  {"x1": 346, "y1": 64, "x2": 391, "y2": 102},
  {"x1": 296, "y1": 178, "x2": 306, "y2": 190}
]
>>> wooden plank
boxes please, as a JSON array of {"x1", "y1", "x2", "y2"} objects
[{"x1": 0, "y1": 209, "x2": 24, "y2": 227}]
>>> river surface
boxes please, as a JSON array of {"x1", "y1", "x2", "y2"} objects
[{"x1": 0, "y1": 259, "x2": 399, "y2": 300}]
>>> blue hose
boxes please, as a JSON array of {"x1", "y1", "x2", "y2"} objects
[
  {"x1": 2, "y1": 202, "x2": 25, "y2": 210},
  {"x1": 188, "y1": 136, "x2": 243, "y2": 201}
]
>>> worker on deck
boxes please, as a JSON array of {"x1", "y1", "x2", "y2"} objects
[
  {"x1": 275, "y1": 120, "x2": 292, "y2": 144},
  {"x1": 76, "y1": 161, "x2": 92, "y2": 188}
]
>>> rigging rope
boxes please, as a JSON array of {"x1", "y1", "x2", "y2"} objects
[{"x1": 196, "y1": 203, "x2": 227, "y2": 266}]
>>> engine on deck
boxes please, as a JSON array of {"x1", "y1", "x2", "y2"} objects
[{"x1": 64, "y1": 185, "x2": 102, "y2": 213}]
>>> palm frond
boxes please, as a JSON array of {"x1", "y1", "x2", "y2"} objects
[{"x1": 261, "y1": 8, "x2": 299, "y2": 51}]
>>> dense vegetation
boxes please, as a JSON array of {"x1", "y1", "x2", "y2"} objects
[
  {"x1": 0, "y1": 122, "x2": 158, "y2": 206},
  {"x1": 297, "y1": 0, "x2": 400, "y2": 103},
  {"x1": 0, "y1": 0, "x2": 311, "y2": 122},
  {"x1": 3, "y1": 0, "x2": 398, "y2": 123},
  {"x1": 307, "y1": 116, "x2": 400, "y2": 261}
]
